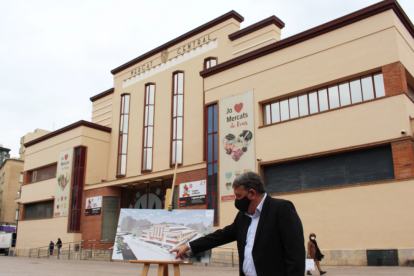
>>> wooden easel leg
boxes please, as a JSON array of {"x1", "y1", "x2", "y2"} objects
[
  {"x1": 173, "y1": 264, "x2": 180, "y2": 276},
  {"x1": 164, "y1": 264, "x2": 169, "y2": 276},
  {"x1": 158, "y1": 264, "x2": 165, "y2": 276},
  {"x1": 141, "y1": 263, "x2": 150, "y2": 276}
]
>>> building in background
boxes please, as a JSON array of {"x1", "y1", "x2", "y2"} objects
[
  {"x1": 13, "y1": 0, "x2": 414, "y2": 266},
  {"x1": 0, "y1": 146, "x2": 11, "y2": 167},
  {"x1": 0, "y1": 157, "x2": 23, "y2": 226}
]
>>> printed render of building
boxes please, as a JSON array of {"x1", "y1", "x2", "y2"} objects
[
  {"x1": 13, "y1": 0, "x2": 414, "y2": 266},
  {"x1": 141, "y1": 224, "x2": 197, "y2": 246}
]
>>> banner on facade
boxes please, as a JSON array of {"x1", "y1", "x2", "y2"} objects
[
  {"x1": 179, "y1": 180, "x2": 206, "y2": 207},
  {"x1": 219, "y1": 90, "x2": 255, "y2": 201},
  {"x1": 54, "y1": 148, "x2": 74, "y2": 217},
  {"x1": 85, "y1": 196, "x2": 102, "y2": 216}
]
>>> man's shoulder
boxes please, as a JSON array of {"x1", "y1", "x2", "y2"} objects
[
  {"x1": 266, "y1": 196, "x2": 291, "y2": 206},
  {"x1": 265, "y1": 196, "x2": 296, "y2": 211}
]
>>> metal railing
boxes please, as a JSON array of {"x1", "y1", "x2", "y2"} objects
[
  {"x1": 28, "y1": 239, "x2": 113, "y2": 260},
  {"x1": 214, "y1": 246, "x2": 238, "y2": 267},
  {"x1": 26, "y1": 240, "x2": 235, "y2": 265}
]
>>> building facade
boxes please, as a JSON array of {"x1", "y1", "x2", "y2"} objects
[
  {"x1": 0, "y1": 146, "x2": 11, "y2": 167},
  {"x1": 0, "y1": 157, "x2": 23, "y2": 224},
  {"x1": 19, "y1": 129, "x2": 51, "y2": 161},
  {"x1": 15, "y1": 0, "x2": 414, "y2": 265}
]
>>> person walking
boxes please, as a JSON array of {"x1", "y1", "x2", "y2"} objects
[
  {"x1": 49, "y1": 241, "x2": 54, "y2": 255},
  {"x1": 56, "y1": 238, "x2": 62, "y2": 253},
  {"x1": 307, "y1": 233, "x2": 326, "y2": 275},
  {"x1": 171, "y1": 171, "x2": 305, "y2": 276}
]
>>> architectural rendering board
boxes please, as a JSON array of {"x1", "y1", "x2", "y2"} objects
[{"x1": 112, "y1": 209, "x2": 214, "y2": 262}]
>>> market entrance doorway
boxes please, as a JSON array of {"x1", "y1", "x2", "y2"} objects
[{"x1": 121, "y1": 179, "x2": 173, "y2": 209}]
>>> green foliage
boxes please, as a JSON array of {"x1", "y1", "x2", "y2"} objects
[{"x1": 116, "y1": 237, "x2": 124, "y2": 250}]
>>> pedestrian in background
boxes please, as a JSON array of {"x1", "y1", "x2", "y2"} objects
[
  {"x1": 49, "y1": 241, "x2": 54, "y2": 255},
  {"x1": 307, "y1": 233, "x2": 326, "y2": 275},
  {"x1": 56, "y1": 238, "x2": 62, "y2": 252}
]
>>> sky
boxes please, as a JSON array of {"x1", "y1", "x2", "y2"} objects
[
  {"x1": 118, "y1": 209, "x2": 214, "y2": 227},
  {"x1": 1, "y1": 0, "x2": 413, "y2": 157}
]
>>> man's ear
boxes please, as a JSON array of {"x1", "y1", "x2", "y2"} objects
[{"x1": 249, "y1": 189, "x2": 256, "y2": 200}]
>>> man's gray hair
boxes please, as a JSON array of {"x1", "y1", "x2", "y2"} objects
[{"x1": 232, "y1": 171, "x2": 266, "y2": 194}]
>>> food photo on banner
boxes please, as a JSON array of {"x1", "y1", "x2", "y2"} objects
[
  {"x1": 179, "y1": 180, "x2": 206, "y2": 207},
  {"x1": 220, "y1": 89, "x2": 256, "y2": 201},
  {"x1": 54, "y1": 148, "x2": 74, "y2": 217},
  {"x1": 85, "y1": 196, "x2": 102, "y2": 216},
  {"x1": 112, "y1": 209, "x2": 214, "y2": 262}
]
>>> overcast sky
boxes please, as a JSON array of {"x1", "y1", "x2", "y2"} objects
[{"x1": 1, "y1": 0, "x2": 413, "y2": 157}]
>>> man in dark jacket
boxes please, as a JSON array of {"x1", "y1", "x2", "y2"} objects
[{"x1": 171, "y1": 172, "x2": 305, "y2": 276}]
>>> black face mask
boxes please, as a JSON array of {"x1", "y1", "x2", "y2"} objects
[{"x1": 235, "y1": 193, "x2": 252, "y2": 213}]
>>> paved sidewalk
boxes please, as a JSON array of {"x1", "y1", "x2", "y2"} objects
[{"x1": 1, "y1": 257, "x2": 414, "y2": 276}]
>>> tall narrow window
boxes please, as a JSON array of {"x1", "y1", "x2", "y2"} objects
[
  {"x1": 143, "y1": 83, "x2": 155, "y2": 172},
  {"x1": 117, "y1": 94, "x2": 130, "y2": 176},
  {"x1": 171, "y1": 71, "x2": 184, "y2": 166},
  {"x1": 204, "y1": 57, "x2": 217, "y2": 70},
  {"x1": 206, "y1": 104, "x2": 218, "y2": 224},
  {"x1": 70, "y1": 147, "x2": 86, "y2": 232}
]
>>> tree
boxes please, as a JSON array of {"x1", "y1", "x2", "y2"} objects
[{"x1": 116, "y1": 238, "x2": 124, "y2": 251}]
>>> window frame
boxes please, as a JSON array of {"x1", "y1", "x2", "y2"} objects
[
  {"x1": 204, "y1": 57, "x2": 218, "y2": 70},
  {"x1": 170, "y1": 71, "x2": 185, "y2": 167},
  {"x1": 22, "y1": 199, "x2": 54, "y2": 220},
  {"x1": 26, "y1": 163, "x2": 57, "y2": 184},
  {"x1": 116, "y1": 93, "x2": 131, "y2": 177},
  {"x1": 142, "y1": 83, "x2": 156, "y2": 173},
  {"x1": 205, "y1": 103, "x2": 219, "y2": 225},
  {"x1": 263, "y1": 72, "x2": 384, "y2": 126},
  {"x1": 69, "y1": 146, "x2": 86, "y2": 233}
]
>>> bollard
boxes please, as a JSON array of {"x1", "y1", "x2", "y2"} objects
[
  {"x1": 231, "y1": 250, "x2": 234, "y2": 267},
  {"x1": 68, "y1": 243, "x2": 71, "y2": 260},
  {"x1": 80, "y1": 241, "x2": 83, "y2": 260},
  {"x1": 90, "y1": 242, "x2": 93, "y2": 258},
  {"x1": 38, "y1": 248, "x2": 40, "y2": 258}
]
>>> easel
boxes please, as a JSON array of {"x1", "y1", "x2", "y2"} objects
[
  {"x1": 129, "y1": 260, "x2": 193, "y2": 276},
  {"x1": 130, "y1": 163, "x2": 190, "y2": 275}
]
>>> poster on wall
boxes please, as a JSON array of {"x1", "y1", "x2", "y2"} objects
[
  {"x1": 111, "y1": 209, "x2": 214, "y2": 262},
  {"x1": 179, "y1": 180, "x2": 206, "y2": 207},
  {"x1": 219, "y1": 89, "x2": 256, "y2": 201},
  {"x1": 54, "y1": 148, "x2": 74, "y2": 217},
  {"x1": 85, "y1": 196, "x2": 102, "y2": 216}
]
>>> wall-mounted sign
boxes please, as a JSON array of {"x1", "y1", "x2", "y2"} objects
[
  {"x1": 219, "y1": 90, "x2": 256, "y2": 201},
  {"x1": 85, "y1": 196, "x2": 102, "y2": 216},
  {"x1": 54, "y1": 148, "x2": 74, "y2": 217},
  {"x1": 179, "y1": 180, "x2": 207, "y2": 207},
  {"x1": 176, "y1": 34, "x2": 212, "y2": 54},
  {"x1": 127, "y1": 33, "x2": 215, "y2": 80}
]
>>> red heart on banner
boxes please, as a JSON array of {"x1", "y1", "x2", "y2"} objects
[
  {"x1": 234, "y1": 103, "x2": 243, "y2": 113},
  {"x1": 65, "y1": 154, "x2": 68, "y2": 160}
]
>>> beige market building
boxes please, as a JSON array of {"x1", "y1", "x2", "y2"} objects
[{"x1": 15, "y1": 0, "x2": 414, "y2": 266}]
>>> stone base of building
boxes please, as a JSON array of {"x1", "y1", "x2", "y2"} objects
[
  {"x1": 9, "y1": 247, "x2": 414, "y2": 267},
  {"x1": 193, "y1": 248, "x2": 414, "y2": 267}
]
